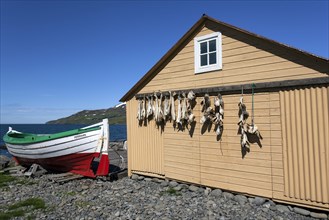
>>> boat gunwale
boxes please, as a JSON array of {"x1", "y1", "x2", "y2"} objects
[{"x1": 3, "y1": 126, "x2": 102, "y2": 145}]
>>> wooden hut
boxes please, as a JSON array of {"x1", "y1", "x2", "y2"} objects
[{"x1": 120, "y1": 15, "x2": 329, "y2": 211}]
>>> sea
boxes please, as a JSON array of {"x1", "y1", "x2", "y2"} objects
[{"x1": 0, "y1": 124, "x2": 127, "y2": 157}]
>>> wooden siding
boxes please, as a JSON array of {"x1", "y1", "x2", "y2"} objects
[
  {"x1": 277, "y1": 86, "x2": 329, "y2": 209},
  {"x1": 139, "y1": 26, "x2": 327, "y2": 94},
  {"x1": 126, "y1": 23, "x2": 329, "y2": 210},
  {"x1": 126, "y1": 100, "x2": 164, "y2": 176},
  {"x1": 163, "y1": 97, "x2": 201, "y2": 184},
  {"x1": 198, "y1": 93, "x2": 280, "y2": 198}
]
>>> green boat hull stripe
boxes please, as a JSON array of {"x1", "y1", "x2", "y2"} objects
[{"x1": 3, "y1": 126, "x2": 101, "y2": 145}]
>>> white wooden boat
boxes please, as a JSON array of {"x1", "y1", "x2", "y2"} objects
[{"x1": 3, "y1": 119, "x2": 110, "y2": 177}]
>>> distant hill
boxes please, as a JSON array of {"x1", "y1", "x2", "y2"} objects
[{"x1": 46, "y1": 104, "x2": 126, "y2": 125}]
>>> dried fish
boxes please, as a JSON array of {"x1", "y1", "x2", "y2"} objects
[
  {"x1": 141, "y1": 96, "x2": 146, "y2": 120},
  {"x1": 247, "y1": 124, "x2": 262, "y2": 140},
  {"x1": 181, "y1": 93, "x2": 187, "y2": 121},
  {"x1": 176, "y1": 94, "x2": 182, "y2": 124},
  {"x1": 164, "y1": 95, "x2": 171, "y2": 119},
  {"x1": 187, "y1": 90, "x2": 195, "y2": 101},
  {"x1": 146, "y1": 96, "x2": 153, "y2": 118},
  {"x1": 241, "y1": 127, "x2": 250, "y2": 149},
  {"x1": 158, "y1": 93, "x2": 164, "y2": 122},
  {"x1": 200, "y1": 94, "x2": 211, "y2": 124},
  {"x1": 238, "y1": 97, "x2": 249, "y2": 126},
  {"x1": 170, "y1": 91, "x2": 176, "y2": 122},
  {"x1": 154, "y1": 92, "x2": 159, "y2": 122},
  {"x1": 137, "y1": 99, "x2": 142, "y2": 121}
]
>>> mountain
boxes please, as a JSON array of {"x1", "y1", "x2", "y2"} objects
[{"x1": 46, "y1": 104, "x2": 126, "y2": 125}]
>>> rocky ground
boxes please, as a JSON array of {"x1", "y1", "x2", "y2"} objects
[{"x1": 1, "y1": 172, "x2": 328, "y2": 220}]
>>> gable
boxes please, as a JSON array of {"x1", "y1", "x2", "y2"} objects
[
  {"x1": 120, "y1": 16, "x2": 329, "y2": 101},
  {"x1": 138, "y1": 26, "x2": 327, "y2": 94}
]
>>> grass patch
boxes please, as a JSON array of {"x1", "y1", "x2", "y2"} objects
[
  {"x1": 0, "y1": 173, "x2": 36, "y2": 189},
  {"x1": 75, "y1": 201, "x2": 90, "y2": 208},
  {"x1": 65, "y1": 191, "x2": 76, "y2": 196},
  {"x1": 160, "y1": 187, "x2": 182, "y2": 196},
  {"x1": 0, "y1": 209, "x2": 24, "y2": 220},
  {"x1": 0, "y1": 173, "x2": 16, "y2": 188},
  {"x1": 0, "y1": 198, "x2": 46, "y2": 220},
  {"x1": 8, "y1": 198, "x2": 46, "y2": 210}
]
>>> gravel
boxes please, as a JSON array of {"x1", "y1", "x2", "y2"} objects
[{"x1": 0, "y1": 173, "x2": 328, "y2": 219}]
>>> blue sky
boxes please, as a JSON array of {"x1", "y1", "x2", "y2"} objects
[{"x1": 1, "y1": 0, "x2": 328, "y2": 124}]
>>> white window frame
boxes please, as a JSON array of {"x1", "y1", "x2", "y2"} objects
[{"x1": 194, "y1": 32, "x2": 222, "y2": 74}]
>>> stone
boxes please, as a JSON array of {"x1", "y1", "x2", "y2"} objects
[
  {"x1": 310, "y1": 212, "x2": 328, "y2": 219},
  {"x1": 276, "y1": 205, "x2": 290, "y2": 213},
  {"x1": 137, "y1": 176, "x2": 144, "y2": 181},
  {"x1": 152, "y1": 178, "x2": 160, "y2": 183},
  {"x1": 204, "y1": 187, "x2": 212, "y2": 196},
  {"x1": 234, "y1": 195, "x2": 248, "y2": 205},
  {"x1": 144, "y1": 177, "x2": 152, "y2": 182},
  {"x1": 160, "y1": 181, "x2": 168, "y2": 187},
  {"x1": 189, "y1": 185, "x2": 199, "y2": 192},
  {"x1": 293, "y1": 207, "x2": 310, "y2": 216},
  {"x1": 173, "y1": 185, "x2": 182, "y2": 191},
  {"x1": 169, "y1": 181, "x2": 178, "y2": 187},
  {"x1": 2, "y1": 171, "x2": 325, "y2": 220},
  {"x1": 179, "y1": 184, "x2": 189, "y2": 189},
  {"x1": 114, "y1": 211, "x2": 120, "y2": 217},
  {"x1": 222, "y1": 192, "x2": 234, "y2": 200},
  {"x1": 253, "y1": 197, "x2": 266, "y2": 206},
  {"x1": 131, "y1": 174, "x2": 139, "y2": 180},
  {"x1": 198, "y1": 187, "x2": 205, "y2": 193},
  {"x1": 262, "y1": 202, "x2": 271, "y2": 209},
  {"x1": 210, "y1": 189, "x2": 222, "y2": 197},
  {"x1": 81, "y1": 185, "x2": 89, "y2": 190}
]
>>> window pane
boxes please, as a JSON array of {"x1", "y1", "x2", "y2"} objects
[
  {"x1": 209, "y1": 39, "x2": 216, "y2": 52},
  {"x1": 200, "y1": 42, "x2": 207, "y2": 54},
  {"x1": 201, "y1": 54, "x2": 208, "y2": 66},
  {"x1": 209, "y1": 52, "x2": 217, "y2": 65}
]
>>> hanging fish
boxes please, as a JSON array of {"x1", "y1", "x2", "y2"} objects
[
  {"x1": 200, "y1": 94, "x2": 211, "y2": 113},
  {"x1": 247, "y1": 124, "x2": 262, "y2": 140},
  {"x1": 137, "y1": 99, "x2": 142, "y2": 121},
  {"x1": 154, "y1": 92, "x2": 159, "y2": 122},
  {"x1": 215, "y1": 125, "x2": 221, "y2": 136},
  {"x1": 170, "y1": 91, "x2": 176, "y2": 122},
  {"x1": 186, "y1": 91, "x2": 196, "y2": 125},
  {"x1": 187, "y1": 90, "x2": 196, "y2": 101},
  {"x1": 158, "y1": 93, "x2": 164, "y2": 123},
  {"x1": 181, "y1": 93, "x2": 188, "y2": 121},
  {"x1": 241, "y1": 125, "x2": 250, "y2": 149},
  {"x1": 163, "y1": 95, "x2": 171, "y2": 119},
  {"x1": 176, "y1": 94, "x2": 182, "y2": 124},
  {"x1": 218, "y1": 93, "x2": 224, "y2": 123},
  {"x1": 141, "y1": 96, "x2": 146, "y2": 120},
  {"x1": 214, "y1": 96, "x2": 220, "y2": 107},
  {"x1": 146, "y1": 96, "x2": 153, "y2": 118},
  {"x1": 238, "y1": 97, "x2": 249, "y2": 126},
  {"x1": 200, "y1": 94, "x2": 212, "y2": 124}
]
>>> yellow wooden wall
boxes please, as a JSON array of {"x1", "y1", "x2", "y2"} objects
[
  {"x1": 126, "y1": 101, "x2": 164, "y2": 177},
  {"x1": 139, "y1": 26, "x2": 327, "y2": 94},
  {"x1": 277, "y1": 86, "x2": 329, "y2": 209},
  {"x1": 126, "y1": 23, "x2": 329, "y2": 210}
]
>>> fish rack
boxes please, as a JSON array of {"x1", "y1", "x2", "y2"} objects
[{"x1": 135, "y1": 76, "x2": 329, "y2": 99}]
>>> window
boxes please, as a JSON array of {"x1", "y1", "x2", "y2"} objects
[{"x1": 194, "y1": 32, "x2": 222, "y2": 74}]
